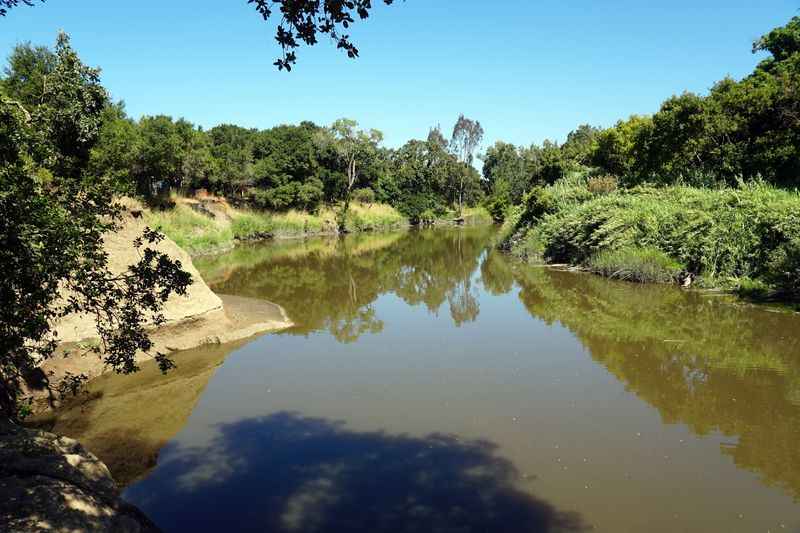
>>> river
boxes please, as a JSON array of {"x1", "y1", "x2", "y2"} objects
[{"x1": 50, "y1": 225, "x2": 800, "y2": 532}]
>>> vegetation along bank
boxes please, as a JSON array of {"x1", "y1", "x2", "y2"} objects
[{"x1": 480, "y1": 17, "x2": 800, "y2": 303}]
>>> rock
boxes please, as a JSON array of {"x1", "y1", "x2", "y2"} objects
[
  {"x1": 53, "y1": 208, "x2": 224, "y2": 344},
  {"x1": 0, "y1": 417, "x2": 159, "y2": 532}
]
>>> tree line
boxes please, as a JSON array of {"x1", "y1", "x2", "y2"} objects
[
  {"x1": 2, "y1": 38, "x2": 489, "y2": 224},
  {"x1": 482, "y1": 16, "x2": 800, "y2": 218}
]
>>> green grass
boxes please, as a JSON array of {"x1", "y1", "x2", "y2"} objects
[
  {"x1": 146, "y1": 201, "x2": 409, "y2": 255},
  {"x1": 344, "y1": 202, "x2": 408, "y2": 232},
  {"x1": 460, "y1": 206, "x2": 494, "y2": 225},
  {"x1": 506, "y1": 179, "x2": 800, "y2": 299},
  {"x1": 230, "y1": 211, "x2": 275, "y2": 240},
  {"x1": 145, "y1": 205, "x2": 234, "y2": 255},
  {"x1": 587, "y1": 246, "x2": 684, "y2": 283}
]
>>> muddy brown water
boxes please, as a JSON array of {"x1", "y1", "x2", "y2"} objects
[{"x1": 51, "y1": 226, "x2": 800, "y2": 532}]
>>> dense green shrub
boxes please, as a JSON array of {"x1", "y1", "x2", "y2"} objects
[
  {"x1": 248, "y1": 179, "x2": 324, "y2": 212},
  {"x1": 484, "y1": 194, "x2": 510, "y2": 223},
  {"x1": 508, "y1": 179, "x2": 800, "y2": 297},
  {"x1": 396, "y1": 192, "x2": 446, "y2": 225},
  {"x1": 352, "y1": 187, "x2": 376, "y2": 204},
  {"x1": 587, "y1": 246, "x2": 684, "y2": 283},
  {"x1": 766, "y1": 238, "x2": 800, "y2": 298}
]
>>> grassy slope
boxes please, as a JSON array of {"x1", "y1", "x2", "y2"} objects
[
  {"x1": 146, "y1": 197, "x2": 493, "y2": 257},
  {"x1": 503, "y1": 178, "x2": 800, "y2": 300},
  {"x1": 145, "y1": 200, "x2": 409, "y2": 256}
]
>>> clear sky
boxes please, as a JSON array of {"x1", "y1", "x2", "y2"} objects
[{"x1": 1, "y1": 1, "x2": 797, "y2": 150}]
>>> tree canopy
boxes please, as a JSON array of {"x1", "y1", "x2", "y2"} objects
[{"x1": 0, "y1": 34, "x2": 191, "y2": 418}]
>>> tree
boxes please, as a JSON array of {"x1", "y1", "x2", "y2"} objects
[
  {"x1": 536, "y1": 140, "x2": 568, "y2": 185},
  {"x1": 135, "y1": 115, "x2": 189, "y2": 196},
  {"x1": 482, "y1": 141, "x2": 527, "y2": 200},
  {"x1": 561, "y1": 124, "x2": 600, "y2": 166},
  {"x1": 1, "y1": 0, "x2": 399, "y2": 71},
  {"x1": 316, "y1": 118, "x2": 383, "y2": 228},
  {"x1": 449, "y1": 114, "x2": 484, "y2": 215},
  {"x1": 0, "y1": 34, "x2": 191, "y2": 418},
  {"x1": 250, "y1": 122, "x2": 323, "y2": 211},
  {"x1": 753, "y1": 15, "x2": 800, "y2": 67},
  {"x1": 208, "y1": 124, "x2": 256, "y2": 196},
  {"x1": 1, "y1": 41, "x2": 56, "y2": 105},
  {"x1": 88, "y1": 102, "x2": 141, "y2": 191}
]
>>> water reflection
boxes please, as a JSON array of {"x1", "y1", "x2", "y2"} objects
[
  {"x1": 40, "y1": 341, "x2": 257, "y2": 485},
  {"x1": 194, "y1": 227, "x2": 493, "y2": 341},
  {"x1": 125, "y1": 412, "x2": 586, "y2": 533},
  {"x1": 484, "y1": 255, "x2": 800, "y2": 500},
  {"x1": 43, "y1": 227, "x2": 800, "y2": 531}
]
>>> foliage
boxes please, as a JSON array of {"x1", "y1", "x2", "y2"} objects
[
  {"x1": 1, "y1": 1, "x2": 400, "y2": 71},
  {"x1": 589, "y1": 17, "x2": 800, "y2": 187},
  {"x1": 508, "y1": 177, "x2": 800, "y2": 297},
  {"x1": 586, "y1": 174, "x2": 618, "y2": 195},
  {"x1": 352, "y1": 187, "x2": 375, "y2": 205},
  {"x1": 587, "y1": 246, "x2": 684, "y2": 283},
  {"x1": 482, "y1": 141, "x2": 527, "y2": 205},
  {"x1": 248, "y1": 0, "x2": 396, "y2": 70},
  {"x1": 0, "y1": 33, "x2": 191, "y2": 417}
]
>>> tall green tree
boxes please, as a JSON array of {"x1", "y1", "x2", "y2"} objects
[
  {"x1": 316, "y1": 118, "x2": 383, "y2": 227},
  {"x1": 449, "y1": 114, "x2": 484, "y2": 215},
  {"x1": 0, "y1": 34, "x2": 191, "y2": 417},
  {"x1": 88, "y1": 102, "x2": 140, "y2": 190}
]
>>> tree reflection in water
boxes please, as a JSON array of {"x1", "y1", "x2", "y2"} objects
[
  {"x1": 196, "y1": 226, "x2": 493, "y2": 342},
  {"x1": 481, "y1": 251, "x2": 800, "y2": 501}
]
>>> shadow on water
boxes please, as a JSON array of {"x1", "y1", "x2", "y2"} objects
[{"x1": 125, "y1": 412, "x2": 586, "y2": 533}]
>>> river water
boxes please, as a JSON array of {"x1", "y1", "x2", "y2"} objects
[{"x1": 51, "y1": 226, "x2": 800, "y2": 532}]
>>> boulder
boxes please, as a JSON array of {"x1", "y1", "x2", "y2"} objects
[{"x1": 0, "y1": 417, "x2": 159, "y2": 532}]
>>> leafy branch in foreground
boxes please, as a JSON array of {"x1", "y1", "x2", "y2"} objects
[
  {"x1": 1, "y1": 0, "x2": 399, "y2": 71},
  {"x1": 248, "y1": 0, "x2": 396, "y2": 70},
  {"x1": 0, "y1": 33, "x2": 192, "y2": 419}
]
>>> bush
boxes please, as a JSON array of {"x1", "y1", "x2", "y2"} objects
[
  {"x1": 397, "y1": 193, "x2": 446, "y2": 225},
  {"x1": 587, "y1": 246, "x2": 684, "y2": 283},
  {"x1": 508, "y1": 179, "x2": 800, "y2": 297},
  {"x1": 248, "y1": 180, "x2": 324, "y2": 212},
  {"x1": 352, "y1": 187, "x2": 376, "y2": 205},
  {"x1": 484, "y1": 194, "x2": 510, "y2": 223},
  {"x1": 766, "y1": 238, "x2": 800, "y2": 298},
  {"x1": 587, "y1": 174, "x2": 619, "y2": 195}
]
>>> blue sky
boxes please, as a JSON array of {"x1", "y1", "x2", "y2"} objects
[{"x1": 1, "y1": 1, "x2": 797, "y2": 150}]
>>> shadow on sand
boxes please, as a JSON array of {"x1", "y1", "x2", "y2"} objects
[{"x1": 125, "y1": 412, "x2": 586, "y2": 533}]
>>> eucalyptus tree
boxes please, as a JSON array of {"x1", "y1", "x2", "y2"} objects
[
  {"x1": 316, "y1": 118, "x2": 383, "y2": 228},
  {"x1": 449, "y1": 115, "x2": 484, "y2": 215}
]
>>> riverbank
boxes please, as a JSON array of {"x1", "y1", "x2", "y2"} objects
[
  {"x1": 501, "y1": 178, "x2": 800, "y2": 304},
  {"x1": 145, "y1": 196, "x2": 492, "y2": 256},
  {"x1": 37, "y1": 208, "x2": 294, "y2": 413}
]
